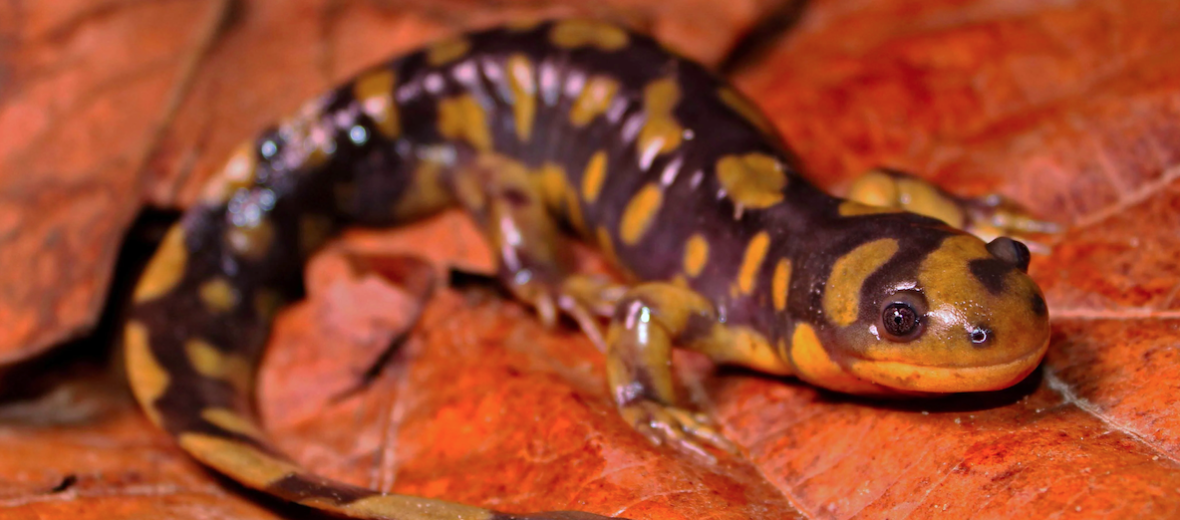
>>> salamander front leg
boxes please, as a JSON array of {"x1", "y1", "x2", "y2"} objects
[
  {"x1": 454, "y1": 155, "x2": 625, "y2": 348},
  {"x1": 606, "y1": 283, "x2": 793, "y2": 459},
  {"x1": 845, "y1": 168, "x2": 1060, "y2": 251}
]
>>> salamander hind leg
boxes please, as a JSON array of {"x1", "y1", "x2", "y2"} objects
[
  {"x1": 454, "y1": 154, "x2": 625, "y2": 349},
  {"x1": 844, "y1": 168, "x2": 1060, "y2": 251}
]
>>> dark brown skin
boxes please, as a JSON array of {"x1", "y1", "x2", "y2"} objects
[{"x1": 124, "y1": 19, "x2": 1052, "y2": 519}]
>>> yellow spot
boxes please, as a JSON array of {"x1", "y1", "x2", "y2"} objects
[
  {"x1": 134, "y1": 226, "x2": 187, "y2": 303},
  {"x1": 581, "y1": 150, "x2": 608, "y2": 203},
  {"x1": 393, "y1": 159, "x2": 452, "y2": 220},
  {"x1": 185, "y1": 339, "x2": 252, "y2": 393},
  {"x1": 718, "y1": 87, "x2": 774, "y2": 134},
  {"x1": 452, "y1": 172, "x2": 486, "y2": 211},
  {"x1": 201, "y1": 143, "x2": 258, "y2": 204},
  {"x1": 198, "y1": 277, "x2": 238, "y2": 313},
  {"x1": 124, "y1": 321, "x2": 168, "y2": 427},
  {"x1": 506, "y1": 54, "x2": 536, "y2": 141},
  {"x1": 823, "y1": 238, "x2": 900, "y2": 327},
  {"x1": 201, "y1": 408, "x2": 265, "y2": 439},
  {"x1": 789, "y1": 323, "x2": 886, "y2": 394},
  {"x1": 341, "y1": 495, "x2": 494, "y2": 520},
  {"x1": 723, "y1": 326, "x2": 794, "y2": 375},
  {"x1": 533, "y1": 162, "x2": 585, "y2": 235},
  {"x1": 535, "y1": 162, "x2": 567, "y2": 210},
  {"x1": 298, "y1": 214, "x2": 334, "y2": 255},
  {"x1": 226, "y1": 219, "x2": 275, "y2": 261},
  {"x1": 597, "y1": 226, "x2": 622, "y2": 268},
  {"x1": 549, "y1": 19, "x2": 629, "y2": 51},
  {"x1": 570, "y1": 75, "x2": 619, "y2": 127},
  {"x1": 838, "y1": 200, "x2": 904, "y2": 216},
  {"x1": 438, "y1": 94, "x2": 491, "y2": 151},
  {"x1": 353, "y1": 68, "x2": 399, "y2": 137},
  {"x1": 736, "y1": 231, "x2": 771, "y2": 295},
  {"x1": 178, "y1": 433, "x2": 299, "y2": 488},
  {"x1": 716, "y1": 153, "x2": 787, "y2": 209},
  {"x1": 895, "y1": 176, "x2": 966, "y2": 228},
  {"x1": 427, "y1": 37, "x2": 470, "y2": 66},
  {"x1": 683, "y1": 234, "x2": 709, "y2": 278},
  {"x1": 564, "y1": 186, "x2": 586, "y2": 235},
  {"x1": 845, "y1": 169, "x2": 899, "y2": 208},
  {"x1": 619, "y1": 183, "x2": 663, "y2": 245},
  {"x1": 772, "y1": 258, "x2": 792, "y2": 311},
  {"x1": 638, "y1": 78, "x2": 683, "y2": 162}
]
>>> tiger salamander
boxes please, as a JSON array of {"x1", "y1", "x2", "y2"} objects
[{"x1": 125, "y1": 19, "x2": 1053, "y2": 520}]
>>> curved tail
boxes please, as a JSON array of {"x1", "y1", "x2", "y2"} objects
[{"x1": 124, "y1": 20, "x2": 618, "y2": 520}]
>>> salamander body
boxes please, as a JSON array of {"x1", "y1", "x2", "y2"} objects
[{"x1": 125, "y1": 19, "x2": 1051, "y2": 520}]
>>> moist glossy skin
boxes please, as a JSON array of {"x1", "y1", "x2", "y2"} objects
[{"x1": 124, "y1": 19, "x2": 1051, "y2": 520}]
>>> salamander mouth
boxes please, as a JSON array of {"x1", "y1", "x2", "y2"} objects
[{"x1": 844, "y1": 337, "x2": 1050, "y2": 393}]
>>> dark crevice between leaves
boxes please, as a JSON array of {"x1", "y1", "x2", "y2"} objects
[
  {"x1": 717, "y1": 0, "x2": 812, "y2": 76},
  {"x1": 49, "y1": 474, "x2": 77, "y2": 494},
  {"x1": 0, "y1": 208, "x2": 178, "y2": 409}
]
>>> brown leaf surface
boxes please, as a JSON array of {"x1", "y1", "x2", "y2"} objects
[{"x1": 3, "y1": 0, "x2": 1180, "y2": 519}]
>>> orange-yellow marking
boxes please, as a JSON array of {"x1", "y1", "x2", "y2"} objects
[
  {"x1": 178, "y1": 433, "x2": 299, "y2": 488},
  {"x1": 597, "y1": 226, "x2": 622, "y2": 268},
  {"x1": 534, "y1": 161, "x2": 584, "y2": 233},
  {"x1": 427, "y1": 37, "x2": 470, "y2": 66},
  {"x1": 683, "y1": 234, "x2": 709, "y2": 278},
  {"x1": 715, "y1": 326, "x2": 794, "y2": 375},
  {"x1": 772, "y1": 258, "x2": 792, "y2": 311},
  {"x1": 824, "y1": 238, "x2": 899, "y2": 327},
  {"x1": 134, "y1": 226, "x2": 187, "y2": 303},
  {"x1": 198, "y1": 277, "x2": 238, "y2": 312},
  {"x1": 838, "y1": 200, "x2": 903, "y2": 217},
  {"x1": 581, "y1": 150, "x2": 608, "y2": 203},
  {"x1": 638, "y1": 78, "x2": 683, "y2": 161},
  {"x1": 506, "y1": 54, "x2": 537, "y2": 141},
  {"x1": 438, "y1": 94, "x2": 492, "y2": 152},
  {"x1": 124, "y1": 321, "x2": 168, "y2": 427},
  {"x1": 619, "y1": 183, "x2": 663, "y2": 245},
  {"x1": 549, "y1": 19, "x2": 629, "y2": 51},
  {"x1": 226, "y1": 219, "x2": 275, "y2": 261},
  {"x1": 718, "y1": 87, "x2": 774, "y2": 134},
  {"x1": 393, "y1": 159, "x2": 451, "y2": 220},
  {"x1": 716, "y1": 153, "x2": 787, "y2": 209},
  {"x1": 735, "y1": 231, "x2": 770, "y2": 295},
  {"x1": 353, "y1": 68, "x2": 399, "y2": 138},
  {"x1": 201, "y1": 408, "x2": 265, "y2": 439},
  {"x1": 201, "y1": 143, "x2": 258, "y2": 204},
  {"x1": 340, "y1": 495, "x2": 495, "y2": 520},
  {"x1": 570, "y1": 75, "x2": 619, "y2": 127},
  {"x1": 789, "y1": 323, "x2": 887, "y2": 394},
  {"x1": 185, "y1": 339, "x2": 252, "y2": 393}
]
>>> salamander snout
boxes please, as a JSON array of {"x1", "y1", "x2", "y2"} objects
[{"x1": 822, "y1": 233, "x2": 1050, "y2": 395}]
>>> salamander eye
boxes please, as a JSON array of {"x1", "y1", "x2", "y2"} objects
[
  {"x1": 879, "y1": 291, "x2": 926, "y2": 341},
  {"x1": 882, "y1": 303, "x2": 918, "y2": 337}
]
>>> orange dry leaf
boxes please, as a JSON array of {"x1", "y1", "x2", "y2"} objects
[{"x1": 1, "y1": 0, "x2": 1179, "y2": 519}]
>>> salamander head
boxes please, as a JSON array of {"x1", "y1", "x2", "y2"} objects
[{"x1": 797, "y1": 230, "x2": 1050, "y2": 395}]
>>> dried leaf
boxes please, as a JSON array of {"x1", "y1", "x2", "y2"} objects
[{"x1": 3, "y1": 0, "x2": 1179, "y2": 519}]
